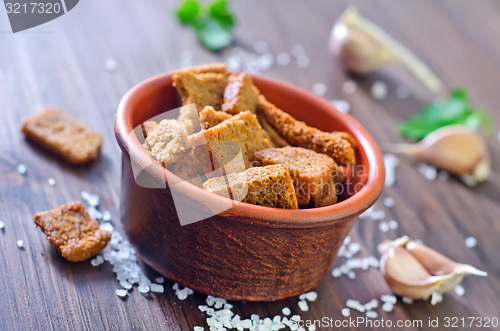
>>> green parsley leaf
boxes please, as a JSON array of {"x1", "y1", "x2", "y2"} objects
[
  {"x1": 176, "y1": 0, "x2": 201, "y2": 25},
  {"x1": 397, "y1": 88, "x2": 493, "y2": 141},
  {"x1": 208, "y1": 0, "x2": 236, "y2": 28},
  {"x1": 195, "y1": 17, "x2": 233, "y2": 52}
]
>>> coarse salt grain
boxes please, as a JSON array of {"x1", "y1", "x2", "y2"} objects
[
  {"x1": 465, "y1": 236, "x2": 477, "y2": 248},
  {"x1": 102, "y1": 210, "x2": 112, "y2": 222},
  {"x1": 364, "y1": 299, "x2": 378, "y2": 310},
  {"x1": 343, "y1": 80, "x2": 357, "y2": 94},
  {"x1": 383, "y1": 154, "x2": 400, "y2": 187},
  {"x1": 299, "y1": 291, "x2": 318, "y2": 302},
  {"x1": 366, "y1": 310, "x2": 378, "y2": 318},
  {"x1": 402, "y1": 296, "x2": 413, "y2": 304},
  {"x1": 388, "y1": 219, "x2": 399, "y2": 230},
  {"x1": 341, "y1": 308, "x2": 350, "y2": 317},
  {"x1": 383, "y1": 197, "x2": 395, "y2": 208},
  {"x1": 115, "y1": 289, "x2": 127, "y2": 298},
  {"x1": 346, "y1": 299, "x2": 365, "y2": 312},
  {"x1": 88, "y1": 206, "x2": 103, "y2": 221},
  {"x1": 0, "y1": 221, "x2": 4, "y2": 231},
  {"x1": 348, "y1": 242, "x2": 361, "y2": 255},
  {"x1": 17, "y1": 163, "x2": 27, "y2": 175},
  {"x1": 150, "y1": 283, "x2": 164, "y2": 293},
  {"x1": 382, "y1": 302, "x2": 394, "y2": 312},
  {"x1": 379, "y1": 222, "x2": 389, "y2": 233},
  {"x1": 17, "y1": 240, "x2": 24, "y2": 248},
  {"x1": 381, "y1": 294, "x2": 397, "y2": 304},
  {"x1": 331, "y1": 99, "x2": 350, "y2": 113},
  {"x1": 193, "y1": 327, "x2": 204, "y2": 331},
  {"x1": 91, "y1": 255, "x2": 104, "y2": 267},
  {"x1": 253, "y1": 40, "x2": 269, "y2": 53},
  {"x1": 138, "y1": 284, "x2": 150, "y2": 294},
  {"x1": 47, "y1": 178, "x2": 56, "y2": 186},
  {"x1": 430, "y1": 292, "x2": 443, "y2": 305},
  {"x1": 276, "y1": 52, "x2": 291, "y2": 66},
  {"x1": 417, "y1": 163, "x2": 437, "y2": 181},
  {"x1": 282, "y1": 307, "x2": 291, "y2": 316},
  {"x1": 454, "y1": 285, "x2": 465, "y2": 296},
  {"x1": 81, "y1": 191, "x2": 99, "y2": 207},
  {"x1": 396, "y1": 85, "x2": 410, "y2": 99},
  {"x1": 312, "y1": 82, "x2": 327, "y2": 96},
  {"x1": 100, "y1": 222, "x2": 114, "y2": 232},
  {"x1": 298, "y1": 300, "x2": 309, "y2": 311},
  {"x1": 105, "y1": 59, "x2": 118, "y2": 72},
  {"x1": 155, "y1": 276, "x2": 164, "y2": 283},
  {"x1": 371, "y1": 81, "x2": 388, "y2": 100}
]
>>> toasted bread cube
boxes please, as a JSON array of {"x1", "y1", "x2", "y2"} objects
[
  {"x1": 142, "y1": 121, "x2": 159, "y2": 137},
  {"x1": 142, "y1": 119, "x2": 192, "y2": 166},
  {"x1": 189, "y1": 111, "x2": 272, "y2": 175},
  {"x1": 257, "y1": 96, "x2": 356, "y2": 165},
  {"x1": 177, "y1": 104, "x2": 201, "y2": 134},
  {"x1": 199, "y1": 106, "x2": 232, "y2": 130},
  {"x1": 253, "y1": 147, "x2": 338, "y2": 206},
  {"x1": 222, "y1": 73, "x2": 260, "y2": 115},
  {"x1": 20, "y1": 108, "x2": 102, "y2": 164},
  {"x1": 34, "y1": 201, "x2": 112, "y2": 262},
  {"x1": 172, "y1": 63, "x2": 227, "y2": 112},
  {"x1": 203, "y1": 164, "x2": 298, "y2": 209}
]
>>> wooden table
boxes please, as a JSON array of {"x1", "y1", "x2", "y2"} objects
[{"x1": 1, "y1": 0, "x2": 499, "y2": 330}]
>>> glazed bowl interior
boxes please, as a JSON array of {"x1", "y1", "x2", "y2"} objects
[{"x1": 115, "y1": 72, "x2": 384, "y2": 227}]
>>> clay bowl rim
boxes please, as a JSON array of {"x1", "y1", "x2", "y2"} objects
[{"x1": 115, "y1": 71, "x2": 385, "y2": 229}]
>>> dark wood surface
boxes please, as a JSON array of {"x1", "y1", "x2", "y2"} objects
[{"x1": 1, "y1": 1, "x2": 499, "y2": 330}]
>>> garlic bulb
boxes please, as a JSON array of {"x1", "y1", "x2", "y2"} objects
[
  {"x1": 329, "y1": 6, "x2": 442, "y2": 92},
  {"x1": 389, "y1": 125, "x2": 491, "y2": 186},
  {"x1": 379, "y1": 236, "x2": 487, "y2": 300}
]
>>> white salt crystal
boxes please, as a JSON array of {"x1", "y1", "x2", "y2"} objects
[
  {"x1": 88, "y1": 206, "x2": 102, "y2": 220},
  {"x1": 17, "y1": 163, "x2": 27, "y2": 175},
  {"x1": 81, "y1": 191, "x2": 99, "y2": 207},
  {"x1": 347, "y1": 271, "x2": 356, "y2": 279},
  {"x1": 312, "y1": 82, "x2": 327, "y2": 96},
  {"x1": 343, "y1": 81, "x2": 357, "y2": 94},
  {"x1": 379, "y1": 222, "x2": 389, "y2": 233},
  {"x1": 213, "y1": 298, "x2": 226, "y2": 309},
  {"x1": 47, "y1": 178, "x2": 56, "y2": 186},
  {"x1": 102, "y1": 210, "x2": 112, "y2": 222},
  {"x1": 430, "y1": 292, "x2": 443, "y2": 305},
  {"x1": 384, "y1": 154, "x2": 400, "y2": 187},
  {"x1": 150, "y1": 283, "x2": 164, "y2": 293},
  {"x1": 100, "y1": 222, "x2": 114, "y2": 232},
  {"x1": 194, "y1": 327, "x2": 204, "y2": 331},
  {"x1": 341, "y1": 308, "x2": 350, "y2": 317},
  {"x1": 396, "y1": 85, "x2": 410, "y2": 99},
  {"x1": 298, "y1": 300, "x2": 309, "y2": 311},
  {"x1": 331, "y1": 268, "x2": 341, "y2": 278},
  {"x1": 299, "y1": 291, "x2": 317, "y2": 302},
  {"x1": 382, "y1": 302, "x2": 394, "y2": 312},
  {"x1": 282, "y1": 307, "x2": 291, "y2": 316},
  {"x1": 253, "y1": 40, "x2": 269, "y2": 53},
  {"x1": 290, "y1": 315, "x2": 301, "y2": 322},
  {"x1": 331, "y1": 99, "x2": 350, "y2": 113},
  {"x1": 17, "y1": 240, "x2": 24, "y2": 248},
  {"x1": 116, "y1": 289, "x2": 127, "y2": 298},
  {"x1": 105, "y1": 59, "x2": 118, "y2": 72},
  {"x1": 343, "y1": 236, "x2": 351, "y2": 245},
  {"x1": 346, "y1": 299, "x2": 365, "y2": 312},
  {"x1": 91, "y1": 255, "x2": 104, "y2": 267},
  {"x1": 276, "y1": 52, "x2": 291, "y2": 66},
  {"x1": 381, "y1": 294, "x2": 397, "y2": 304},
  {"x1": 155, "y1": 276, "x2": 164, "y2": 283},
  {"x1": 371, "y1": 81, "x2": 388, "y2": 100},
  {"x1": 348, "y1": 242, "x2": 361, "y2": 255},
  {"x1": 296, "y1": 55, "x2": 310, "y2": 68},
  {"x1": 383, "y1": 197, "x2": 395, "y2": 208},
  {"x1": 120, "y1": 280, "x2": 133, "y2": 290},
  {"x1": 388, "y1": 219, "x2": 399, "y2": 230},
  {"x1": 465, "y1": 236, "x2": 477, "y2": 248},
  {"x1": 308, "y1": 325, "x2": 316, "y2": 331},
  {"x1": 364, "y1": 299, "x2": 378, "y2": 310},
  {"x1": 0, "y1": 221, "x2": 4, "y2": 231},
  {"x1": 402, "y1": 297, "x2": 413, "y2": 304},
  {"x1": 417, "y1": 163, "x2": 437, "y2": 181},
  {"x1": 454, "y1": 285, "x2": 465, "y2": 296},
  {"x1": 366, "y1": 310, "x2": 378, "y2": 318}
]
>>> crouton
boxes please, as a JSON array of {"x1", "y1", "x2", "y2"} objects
[
  {"x1": 252, "y1": 147, "x2": 338, "y2": 206},
  {"x1": 222, "y1": 73, "x2": 260, "y2": 115},
  {"x1": 142, "y1": 121, "x2": 159, "y2": 137},
  {"x1": 256, "y1": 96, "x2": 356, "y2": 165},
  {"x1": 199, "y1": 106, "x2": 232, "y2": 130},
  {"x1": 142, "y1": 119, "x2": 192, "y2": 166},
  {"x1": 177, "y1": 104, "x2": 201, "y2": 134},
  {"x1": 189, "y1": 111, "x2": 272, "y2": 175},
  {"x1": 34, "y1": 201, "x2": 112, "y2": 262},
  {"x1": 258, "y1": 115, "x2": 288, "y2": 147},
  {"x1": 172, "y1": 63, "x2": 227, "y2": 112},
  {"x1": 203, "y1": 164, "x2": 298, "y2": 209},
  {"x1": 20, "y1": 108, "x2": 102, "y2": 164}
]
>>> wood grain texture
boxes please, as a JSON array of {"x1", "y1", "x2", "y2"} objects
[{"x1": 1, "y1": 0, "x2": 499, "y2": 330}]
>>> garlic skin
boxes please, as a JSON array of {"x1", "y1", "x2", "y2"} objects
[
  {"x1": 389, "y1": 125, "x2": 491, "y2": 186},
  {"x1": 379, "y1": 236, "x2": 487, "y2": 300},
  {"x1": 329, "y1": 6, "x2": 442, "y2": 92}
]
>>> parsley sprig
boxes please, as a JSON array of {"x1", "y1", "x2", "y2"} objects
[
  {"x1": 176, "y1": 0, "x2": 236, "y2": 52},
  {"x1": 398, "y1": 88, "x2": 493, "y2": 141}
]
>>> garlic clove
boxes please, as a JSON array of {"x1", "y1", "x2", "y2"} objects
[
  {"x1": 389, "y1": 125, "x2": 491, "y2": 186},
  {"x1": 330, "y1": 6, "x2": 442, "y2": 92},
  {"x1": 379, "y1": 236, "x2": 487, "y2": 300}
]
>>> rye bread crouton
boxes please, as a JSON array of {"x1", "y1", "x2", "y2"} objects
[
  {"x1": 189, "y1": 111, "x2": 272, "y2": 176},
  {"x1": 20, "y1": 108, "x2": 102, "y2": 164},
  {"x1": 172, "y1": 63, "x2": 227, "y2": 112},
  {"x1": 256, "y1": 95, "x2": 356, "y2": 165},
  {"x1": 199, "y1": 106, "x2": 232, "y2": 130},
  {"x1": 203, "y1": 164, "x2": 298, "y2": 209},
  {"x1": 222, "y1": 73, "x2": 260, "y2": 115},
  {"x1": 252, "y1": 147, "x2": 338, "y2": 207},
  {"x1": 34, "y1": 201, "x2": 111, "y2": 262}
]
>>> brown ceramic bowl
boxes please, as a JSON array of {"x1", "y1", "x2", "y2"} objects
[{"x1": 114, "y1": 71, "x2": 384, "y2": 301}]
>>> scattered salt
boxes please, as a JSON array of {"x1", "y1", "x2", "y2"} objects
[
  {"x1": 417, "y1": 163, "x2": 437, "y2": 181},
  {"x1": 90, "y1": 255, "x2": 104, "y2": 267},
  {"x1": 17, "y1": 240, "x2": 24, "y2": 248},
  {"x1": 138, "y1": 284, "x2": 150, "y2": 294},
  {"x1": 381, "y1": 294, "x2": 397, "y2": 304},
  {"x1": 343, "y1": 80, "x2": 357, "y2": 94},
  {"x1": 379, "y1": 222, "x2": 389, "y2": 233},
  {"x1": 465, "y1": 236, "x2": 477, "y2": 248},
  {"x1": 282, "y1": 307, "x2": 291, "y2": 316},
  {"x1": 331, "y1": 99, "x2": 350, "y2": 113},
  {"x1": 388, "y1": 219, "x2": 399, "y2": 230},
  {"x1": 88, "y1": 206, "x2": 103, "y2": 220},
  {"x1": 312, "y1": 82, "x2": 327, "y2": 96},
  {"x1": 366, "y1": 310, "x2": 378, "y2": 318},
  {"x1": 150, "y1": 283, "x2": 164, "y2": 293},
  {"x1": 402, "y1": 296, "x2": 413, "y2": 304},
  {"x1": 364, "y1": 299, "x2": 378, "y2": 310},
  {"x1": 348, "y1": 242, "x2": 361, "y2": 255},
  {"x1": 102, "y1": 210, "x2": 112, "y2": 222},
  {"x1": 454, "y1": 285, "x2": 465, "y2": 296},
  {"x1": 0, "y1": 221, "x2": 4, "y2": 231},
  {"x1": 253, "y1": 40, "x2": 269, "y2": 53},
  {"x1": 346, "y1": 299, "x2": 365, "y2": 312},
  {"x1": 347, "y1": 271, "x2": 356, "y2": 279},
  {"x1": 105, "y1": 59, "x2": 118, "y2": 72},
  {"x1": 383, "y1": 197, "x2": 395, "y2": 208},
  {"x1": 296, "y1": 55, "x2": 310, "y2": 68},
  {"x1": 276, "y1": 52, "x2": 291, "y2": 66},
  {"x1": 47, "y1": 178, "x2": 56, "y2": 186},
  {"x1": 396, "y1": 85, "x2": 410, "y2": 99},
  {"x1": 100, "y1": 222, "x2": 114, "y2": 232},
  {"x1": 120, "y1": 280, "x2": 133, "y2": 290},
  {"x1": 193, "y1": 327, "x2": 204, "y2": 331},
  {"x1": 383, "y1": 154, "x2": 400, "y2": 187},
  {"x1": 81, "y1": 191, "x2": 99, "y2": 207},
  {"x1": 298, "y1": 300, "x2": 309, "y2": 311},
  {"x1": 341, "y1": 308, "x2": 350, "y2": 317},
  {"x1": 371, "y1": 81, "x2": 388, "y2": 100},
  {"x1": 17, "y1": 163, "x2": 27, "y2": 175},
  {"x1": 155, "y1": 276, "x2": 164, "y2": 284},
  {"x1": 382, "y1": 302, "x2": 394, "y2": 312},
  {"x1": 115, "y1": 289, "x2": 127, "y2": 298},
  {"x1": 430, "y1": 292, "x2": 443, "y2": 305},
  {"x1": 299, "y1": 291, "x2": 318, "y2": 302}
]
